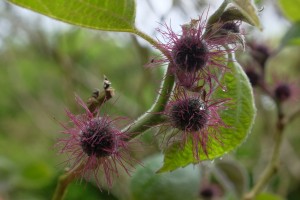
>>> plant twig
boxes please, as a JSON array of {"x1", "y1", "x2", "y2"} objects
[
  {"x1": 87, "y1": 75, "x2": 115, "y2": 113},
  {"x1": 123, "y1": 64, "x2": 175, "y2": 139},
  {"x1": 243, "y1": 102, "x2": 285, "y2": 200},
  {"x1": 284, "y1": 107, "x2": 300, "y2": 125},
  {"x1": 52, "y1": 76, "x2": 114, "y2": 200},
  {"x1": 52, "y1": 162, "x2": 85, "y2": 200}
]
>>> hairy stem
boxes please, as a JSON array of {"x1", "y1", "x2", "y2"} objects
[
  {"x1": 132, "y1": 28, "x2": 172, "y2": 60},
  {"x1": 243, "y1": 102, "x2": 285, "y2": 200},
  {"x1": 52, "y1": 162, "x2": 85, "y2": 200},
  {"x1": 123, "y1": 65, "x2": 175, "y2": 139}
]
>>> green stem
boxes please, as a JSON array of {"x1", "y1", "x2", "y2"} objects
[
  {"x1": 121, "y1": 28, "x2": 175, "y2": 138},
  {"x1": 52, "y1": 162, "x2": 85, "y2": 200},
  {"x1": 243, "y1": 102, "x2": 285, "y2": 200},
  {"x1": 123, "y1": 64, "x2": 175, "y2": 139},
  {"x1": 132, "y1": 28, "x2": 172, "y2": 60}
]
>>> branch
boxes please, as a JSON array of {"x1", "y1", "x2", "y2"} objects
[
  {"x1": 52, "y1": 162, "x2": 85, "y2": 200},
  {"x1": 243, "y1": 103, "x2": 285, "y2": 200},
  {"x1": 52, "y1": 77, "x2": 114, "y2": 200},
  {"x1": 123, "y1": 64, "x2": 175, "y2": 139},
  {"x1": 87, "y1": 76, "x2": 115, "y2": 113},
  {"x1": 284, "y1": 107, "x2": 300, "y2": 125}
]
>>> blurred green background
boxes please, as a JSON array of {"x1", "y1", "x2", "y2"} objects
[{"x1": 1, "y1": 0, "x2": 300, "y2": 200}]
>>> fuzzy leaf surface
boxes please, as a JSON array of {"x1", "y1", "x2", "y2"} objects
[
  {"x1": 159, "y1": 61, "x2": 256, "y2": 172},
  {"x1": 8, "y1": 0, "x2": 136, "y2": 32}
]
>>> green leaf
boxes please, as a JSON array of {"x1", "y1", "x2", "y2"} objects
[
  {"x1": 220, "y1": 7, "x2": 256, "y2": 26},
  {"x1": 159, "y1": 60, "x2": 256, "y2": 172},
  {"x1": 255, "y1": 193, "x2": 284, "y2": 200},
  {"x1": 280, "y1": 22, "x2": 300, "y2": 48},
  {"x1": 278, "y1": 0, "x2": 300, "y2": 22},
  {"x1": 130, "y1": 154, "x2": 201, "y2": 200},
  {"x1": 8, "y1": 0, "x2": 136, "y2": 32},
  {"x1": 230, "y1": 0, "x2": 262, "y2": 30}
]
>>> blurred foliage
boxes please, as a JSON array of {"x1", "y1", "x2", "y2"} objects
[{"x1": 1, "y1": 0, "x2": 300, "y2": 200}]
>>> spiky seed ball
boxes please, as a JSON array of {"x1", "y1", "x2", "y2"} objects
[
  {"x1": 160, "y1": 87, "x2": 229, "y2": 160},
  {"x1": 172, "y1": 37, "x2": 209, "y2": 72},
  {"x1": 274, "y1": 84, "x2": 291, "y2": 102},
  {"x1": 58, "y1": 95, "x2": 137, "y2": 188},
  {"x1": 156, "y1": 16, "x2": 241, "y2": 90},
  {"x1": 170, "y1": 98, "x2": 208, "y2": 132},
  {"x1": 80, "y1": 118, "x2": 115, "y2": 157}
]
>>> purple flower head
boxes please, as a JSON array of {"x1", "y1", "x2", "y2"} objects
[
  {"x1": 57, "y1": 95, "x2": 135, "y2": 188},
  {"x1": 264, "y1": 73, "x2": 300, "y2": 106},
  {"x1": 156, "y1": 15, "x2": 240, "y2": 90},
  {"x1": 274, "y1": 83, "x2": 291, "y2": 102},
  {"x1": 248, "y1": 41, "x2": 270, "y2": 69},
  {"x1": 272, "y1": 78, "x2": 300, "y2": 104},
  {"x1": 220, "y1": 21, "x2": 241, "y2": 34},
  {"x1": 162, "y1": 86, "x2": 229, "y2": 160},
  {"x1": 242, "y1": 64, "x2": 262, "y2": 87}
]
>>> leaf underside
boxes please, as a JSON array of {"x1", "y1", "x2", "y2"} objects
[{"x1": 8, "y1": 0, "x2": 136, "y2": 32}]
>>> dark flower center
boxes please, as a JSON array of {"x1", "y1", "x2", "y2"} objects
[
  {"x1": 170, "y1": 98, "x2": 208, "y2": 132},
  {"x1": 250, "y1": 44, "x2": 270, "y2": 68},
  {"x1": 245, "y1": 69, "x2": 260, "y2": 86},
  {"x1": 274, "y1": 84, "x2": 291, "y2": 102},
  {"x1": 221, "y1": 22, "x2": 240, "y2": 34},
  {"x1": 172, "y1": 36, "x2": 209, "y2": 72},
  {"x1": 200, "y1": 187, "x2": 214, "y2": 198},
  {"x1": 80, "y1": 118, "x2": 115, "y2": 158}
]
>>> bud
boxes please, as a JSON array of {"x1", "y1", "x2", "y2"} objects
[
  {"x1": 161, "y1": 87, "x2": 228, "y2": 160},
  {"x1": 156, "y1": 15, "x2": 241, "y2": 90},
  {"x1": 80, "y1": 117, "x2": 116, "y2": 158},
  {"x1": 274, "y1": 84, "x2": 291, "y2": 102},
  {"x1": 249, "y1": 42, "x2": 270, "y2": 68},
  {"x1": 220, "y1": 22, "x2": 240, "y2": 34},
  {"x1": 172, "y1": 37, "x2": 209, "y2": 72},
  {"x1": 199, "y1": 184, "x2": 223, "y2": 200},
  {"x1": 170, "y1": 98, "x2": 208, "y2": 132},
  {"x1": 245, "y1": 68, "x2": 261, "y2": 87}
]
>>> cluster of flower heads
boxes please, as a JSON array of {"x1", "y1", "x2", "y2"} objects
[
  {"x1": 154, "y1": 16, "x2": 243, "y2": 160},
  {"x1": 243, "y1": 41, "x2": 299, "y2": 104},
  {"x1": 156, "y1": 14, "x2": 242, "y2": 90},
  {"x1": 57, "y1": 16, "x2": 244, "y2": 188},
  {"x1": 58, "y1": 95, "x2": 135, "y2": 188}
]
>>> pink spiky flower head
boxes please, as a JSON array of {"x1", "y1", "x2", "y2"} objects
[
  {"x1": 163, "y1": 86, "x2": 229, "y2": 160},
  {"x1": 58, "y1": 95, "x2": 134, "y2": 188},
  {"x1": 157, "y1": 14, "x2": 241, "y2": 90}
]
